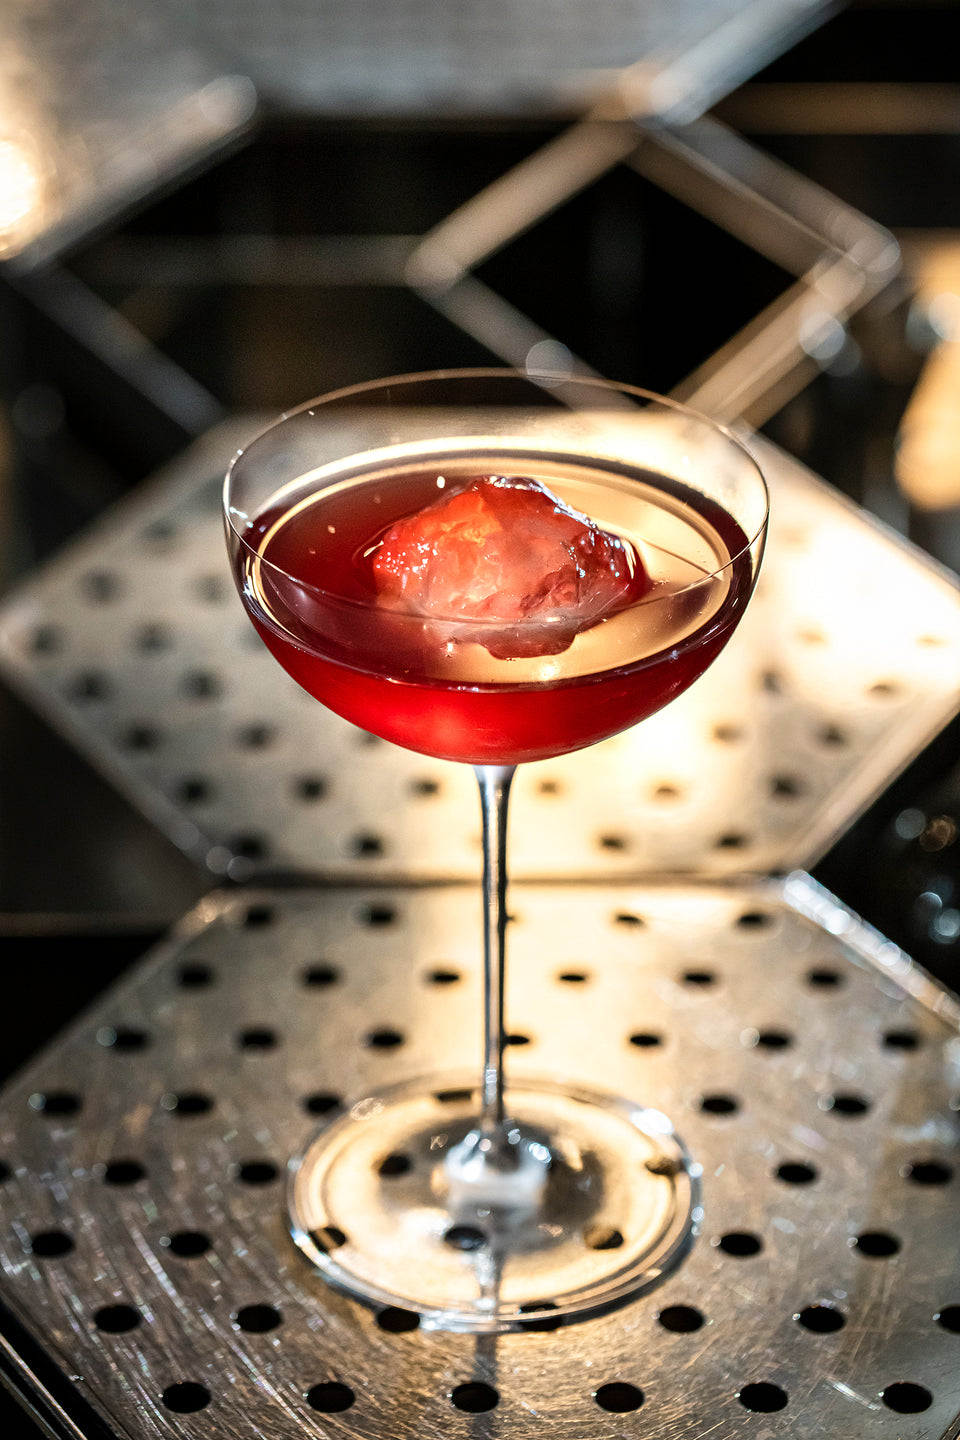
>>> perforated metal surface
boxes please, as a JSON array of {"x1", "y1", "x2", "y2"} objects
[
  {"x1": 0, "y1": 423, "x2": 957, "y2": 886},
  {"x1": 1, "y1": 875, "x2": 960, "y2": 1437}
]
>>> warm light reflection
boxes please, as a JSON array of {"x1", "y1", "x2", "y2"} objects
[
  {"x1": 897, "y1": 239, "x2": 960, "y2": 511},
  {"x1": 0, "y1": 127, "x2": 53, "y2": 257}
]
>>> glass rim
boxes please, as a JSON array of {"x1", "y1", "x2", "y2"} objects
[{"x1": 224, "y1": 368, "x2": 770, "y2": 620}]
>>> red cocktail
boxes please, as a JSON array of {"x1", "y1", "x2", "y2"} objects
[{"x1": 224, "y1": 370, "x2": 768, "y2": 1330}]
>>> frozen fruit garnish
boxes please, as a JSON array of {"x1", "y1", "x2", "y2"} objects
[{"x1": 370, "y1": 475, "x2": 648, "y2": 658}]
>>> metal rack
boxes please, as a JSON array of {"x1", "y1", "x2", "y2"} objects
[{"x1": 2, "y1": 876, "x2": 959, "y2": 1438}]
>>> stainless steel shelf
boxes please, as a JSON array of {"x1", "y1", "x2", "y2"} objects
[{"x1": 1, "y1": 875, "x2": 958, "y2": 1437}]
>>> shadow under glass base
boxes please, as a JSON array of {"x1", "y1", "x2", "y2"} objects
[{"x1": 288, "y1": 1077, "x2": 700, "y2": 1332}]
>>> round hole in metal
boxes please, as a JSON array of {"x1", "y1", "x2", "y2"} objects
[
  {"x1": 102, "y1": 1161, "x2": 146, "y2": 1186},
  {"x1": 823, "y1": 1093, "x2": 870, "y2": 1116},
  {"x1": 378, "y1": 1153, "x2": 413, "y2": 1178},
  {"x1": 796, "y1": 1304, "x2": 845, "y2": 1333},
  {"x1": 177, "y1": 777, "x2": 212, "y2": 804},
  {"x1": 238, "y1": 1027, "x2": 278, "y2": 1050},
  {"x1": 451, "y1": 1383, "x2": 498, "y2": 1413},
  {"x1": 70, "y1": 671, "x2": 110, "y2": 701},
  {"x1": 557, "y1": 970, "x2": 589, "y2": 983},
  {"x1": 195, "y1": 574, "x2": 226, "y2": 603},
  {"x1": 736, "y1": 911, "x2": 773, "y2": 929},
  {"x1": 306, "y1": 1382, "x2": 355, "y2": 1413},
  {"x1": 82, "y1": 571, "x2": 120, "y2": 603},
  {"x1": 231, "y1": 834, "x2": 269, "y2": 862},
  {"x1": 853, "y1": 1231, "x2": 901, "y2": 1257},
  {"x1": 700, "y1": 1094, "x2": 739, "y2": 1116},
  {"x1": 182, "y1": 671, "x2": 220, "y2": 700},
  {"x1": 303, "y1": 1093, "x2": 342, "y2": 1116},
  {"x1": 29, "y1": 1091, "x2": 81, "y2": 1116},
  {"x1": 0, "y1": 1162, "x2": 10, "y2": 1183},
  {"x1": 755, "y1": 1030, "x2": 793, "y2": 1050},
  {"x1": 936, "y1": 1306, "x2": 960, "y2": 1332},
  {"x1": 162, "y1": 1092, "x2": 213, "y2": 1116},
  {"x1": 377, "y1": 1307, "x2": 421, "y2": 1333},
  {"x1": 365, "y1": 1028, "x2": 404, "y2": 1049},
  {"x1": 903, "y1": 1159, "x2": 953, "y2": 1185},
  {"x1": 807, "y1": 967, "x2": 843, "y2": 988},
  {"x1": 881, "y1": 1382, "x2": 932, "y2": 1414},
  {"x1": 629, "y1": 1032, "x2": 662, "y2": 1049},
  {"x1": 883, "y1": 1029, "x2": 921, "y2": 1050},
  {"x1": 96, "y1": 1025, "x2": 150, "y2": 1052},
  {"x1": 162, "y1": 1383, "x2": 211, "y2": 1414},
  {"x1": 771, "y1": 775, "x2": 803, "y2": 798},
  {"x1": 360, "y1": 903, "x2": 397, "y2": 927},
  {"x1": 682, "y1": 970, "x2": 716, "y2": 986},
  {"x1": 537, "y1": 778, "x2": 562, "y2": 795},
  {"x1": 30, "y1": 623, "x2": 61, "y2": 654},
  {"x1": 426, "y1": 968, "x2": 461, "y2": 985},
  {"x1": 141, "y1": 518, "x2": 176, "y2": 545},
  {"x1": 94, "y1": 1304, "x2": 141, "y2": 1333},
  {"x1": 737, "y1": 1382, "x2": 787, "y2": 1412},
  {"x1": 235, "y1": 1160, "x2": 279, "y2": 1185},
  {"x1": 775, "y1": 1161, "x2": 818, "y2": 1185},
  {"x1": 242, "y1": 904, "x2": 275, "y2": 928},
  {"x1": 295, "y1": 775, "x2": 327, "y2": 801},
  {"x1": 599, "y1": 834, "x2": 628, "y2": 851},
  {"x1": 177, "y1": 962, "x2": 214, "y2": 988},
  {"x1": 351, "y1": 832, "x2": 385, "y2": 857},
  {"x1": 411, "y1": 777, "x2": 442, "y2": 796},
  {"x1": 657, "y1": 1305, "x2": 704, "y2": 1333},
  {"x1": 614, "y1": 911, "x2": 645, "y2": 928},
  {"x1": 163, "y1": 1232, "x2": 211, "y2": 1258},
  {"x1": 444, "y1": 1225, "x2": 487, "y2": 1252},
  {"x1": 716, "y1": 1232, "x2": 763, "y2": 1257},
  {"x1": 29, "y1": 1231, "x2": 74, "y2": 1258},
  {"x1": 121, "y1": 723, "x2": 160, "y2": 751},
  {"x1": 136, "y1": 622, "x2": 171, "y2": 652},
  {"x1": 584, "y1": 1224, "x2": 624, "y2": 1251},
  {"x1": 234, "y1": 1305, "x2": 282, "y2": 1333},
  {"x1": 506, "y1": 1033, "x2": 531, "y2": 1046},
  {"x1": 594, "y1": 1382, "x2": 644, "y2": 1413},
  {"x1": 434, "y1": 1088, "x2": 473, "y2": 1104},
  {"x1": 237, "y1": 722, "x2": 274, "y2": 749},
  {"x1": 302, "y1": 964, "x2": 340, "y2": 987}
]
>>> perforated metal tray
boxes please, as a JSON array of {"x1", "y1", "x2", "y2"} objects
[
  {"x1": 1, "y1": 874, "x2": 960, "y2": 1438},
  {"x1": 0, "y1": 422, "x2": 958, "y2": 886}
]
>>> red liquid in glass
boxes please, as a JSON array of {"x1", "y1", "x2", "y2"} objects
[{"x1": 231, "y1": 457, "x2": 754, "y2": 765}]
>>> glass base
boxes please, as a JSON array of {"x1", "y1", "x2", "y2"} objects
[{"x1": 287, "y1": 1077, "x2": 700, "y2": 1332}]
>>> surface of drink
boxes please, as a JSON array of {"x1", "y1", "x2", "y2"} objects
[{"x1": 231, "y1": 453, "x2": 753, "y2": 764}]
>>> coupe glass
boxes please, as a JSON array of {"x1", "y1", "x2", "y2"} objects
[{"x1": 223, "y1": 369, "x2": 768, "y2": 1331}]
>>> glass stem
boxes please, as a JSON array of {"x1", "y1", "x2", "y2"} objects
[{"x1": 474, "y1": 763, "x2": 517, "y2": 1138}]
